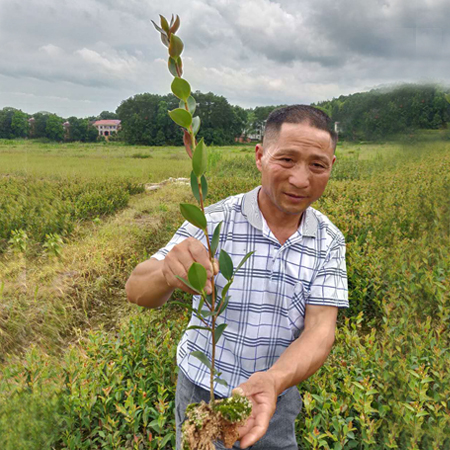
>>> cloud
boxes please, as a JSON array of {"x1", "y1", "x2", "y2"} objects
[
  {"x1": 39, "y1": 44, "x2": 64, "y2": 57},
  {"x1": 0, "y1": 0, "x2": 448, "y2": 117},
  {"x1": 74, "y1": 48, "x2": 139, "y2": 78}
]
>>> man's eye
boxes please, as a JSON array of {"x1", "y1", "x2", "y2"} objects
[
  {"x1": 281, "y1": 158, "x2": 293, "y2": 163},
  {"x1": 312, "y1": 163, "x2": 325, "y2": 168}
]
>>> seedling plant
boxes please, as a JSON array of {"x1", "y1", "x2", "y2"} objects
[{"x1": 152, "y1": 14, "x2": 253, "y2": 450}]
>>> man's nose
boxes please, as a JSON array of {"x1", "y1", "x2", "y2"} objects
[{"x1": 288, "y1": 164, "x2": 310, "y2": 189}]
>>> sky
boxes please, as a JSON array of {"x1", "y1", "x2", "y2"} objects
[{"x1": 0, "y1": 0, "x2": 449, "y2": 118}]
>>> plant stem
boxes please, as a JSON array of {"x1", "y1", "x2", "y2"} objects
[
  {"x1": 178, "y1": 55, "x2": 217, "y2": 405},
  {"x1": 199, "y1": 192, "x2": 217, "y2": 405}
]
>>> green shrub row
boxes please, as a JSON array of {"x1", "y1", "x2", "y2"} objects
[
  {"x1": 0, "y1": 176, "x2": 144, "y2": 253},
  {"x1": 0, "y1": 308, "x2": 186, "y2": 450}
]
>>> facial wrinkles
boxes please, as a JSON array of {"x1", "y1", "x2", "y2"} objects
[{"x1": 262, "y1": 144, "x2": 330, "y2": 170}]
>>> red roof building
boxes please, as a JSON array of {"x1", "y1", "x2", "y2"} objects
[{"x1": 93, "y1": 119, "x2": 121, "y2": 137}]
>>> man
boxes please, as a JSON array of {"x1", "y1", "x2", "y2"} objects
[{"x1": 125, "y1": 105, "x2": 348, "y2": 449}]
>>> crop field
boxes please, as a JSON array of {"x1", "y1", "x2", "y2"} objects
[{"x1": 0, "y1": 137, "x2": 449, "y2": 449}]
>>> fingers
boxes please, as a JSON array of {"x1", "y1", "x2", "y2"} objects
[
  {"x1": 237, "y1": 405, "x2": 272, "y2": 448},
  {"x1": 163, "y1": 258, "x2": 198, "y2": 294},
  {"x1": 239, "y1": 423, "x2": 268, "y2": 449},
  {"x1": 187, "y1": 240, "x2": 214, "y2": 277},
  {"x1": 163, "y1": 238, "x2": 216, "y2": 294}
]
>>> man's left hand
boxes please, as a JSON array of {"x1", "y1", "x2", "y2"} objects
[{"x1": 232, "y1": 371, "x2": 279, "y2": 448}]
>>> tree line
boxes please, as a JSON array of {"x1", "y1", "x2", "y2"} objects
[
  {"x1": 315, "y1": 84, "x2": 450, "y2": 141},
  {"x1": 1, "y1": 84, "x2": 449, "y2": 144},
  {"x1": 0, "y1": 108, "x2": 118, "y2": 142}
]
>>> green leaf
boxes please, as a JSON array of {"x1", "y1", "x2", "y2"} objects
[
  {"x1": 211, "y1": 222, "x2": 223, "y2": 255},
  {"x1": 159, "y1": 15, "x2": 170, "y2": 33},
  {"x1": 201, "y1": 175, "x2": 208, "y2": 199},
  {"x1": 160, "y1": 33, "x2": 170, "y2": 47},
  {"x1": 186, "y1": 325, "x2": 212, "y2": 332},
  {"x1": 168, "y1": 57, "x2": 178, "y2": 77},
  {"x1": 170, "y1": 15, "x2": 180, "y2": 34},
  {"x1": 160, "y1": 434, "x2": 172, "y2": 448},
  {"x1": 219, "y1": 249, "x2": 233, "y2": 280},
  {"x1": 200, "y1": 309, "x2": 216, "y2": 317},
  {"x1": 190, "y1": 171, "x2": 200, "y2": 202},
  {"x1": 191, "y1": 351, "x2": 211, "y2": 370},
  {"x1": 205, "y1": 286, "x2": 217, "y2": 308},
  {"x1": 177, "y1": 57, "x2": 184, "y2": 76},
  {"x1": 171, "y1": 77, "x2": 191, "y2": 102},
  {"x1": 235, "y1": 251, "x2": 254, "y2": 274},
  {"x1": 214, "y1": 323, "x2": 227, "y2": 342},
  {"x1": 216, "y1": 295, "x2": 230, "y2": 316},
  {"x1": 174, "y1": 276, "x2": 201, "y2": 294},
  {"x1": 188, "y1": 262, "x2": 207, "y2": 292},
  {"x1": 192, "y1": 116, "x2": 201, "y2": 135},
  {"x1": 181, "y1": 96, "x2": 196, "y2": 115},
  {"x1": 169, "y1": 108, "x2": 192, "y2": 129},
  {"x1": 220, "y1": 280, "x2": 232, "y2": 300},
  {"x1": 445, "y1": 93, "x2": 450, "y2": 104},
  {"x1": 193, "y1": 138, "x2": 208, "y2": 177},
  {"x1": 187, "y1": 96, "x2": 196, "y2": 115},
  {"x1": 151, "y1": 20, "x2": 167, "y2": 36},
  {"x1": 197, "y1": 295, "x2": 205, "y2": 314},
  {"x1": 180, "y1": 203, "x2": 207, "y2": 229},
  {"x1": 169, "y1": 34, "x2": 184, "y2": 58},
  {"x1": 214, "y1": 378, "x2": 228, "y2": 387}
]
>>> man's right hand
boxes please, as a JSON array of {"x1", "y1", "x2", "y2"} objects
[
  {"x1": 162, "y1": 237, "x2": 218, "y2": 295},
  {"x1": 125, "y1": 237, "x2": 218, "y2": 308}
]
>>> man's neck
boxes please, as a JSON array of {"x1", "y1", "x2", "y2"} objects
[{"x1": 257, "y1": 189, "x2": 304, "y2": 245}]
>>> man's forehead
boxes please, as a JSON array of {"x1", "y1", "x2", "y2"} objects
[{"x1": 266, "y1": 122, "x2": 332, "y2": 148}]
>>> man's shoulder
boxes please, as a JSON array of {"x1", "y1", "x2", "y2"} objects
[
  {"x1": 204, "y1": 191, "x2": 246, "y2": 217},
  {"x1": 308, "y1": 207, "x2": 345, "y2": 244}
]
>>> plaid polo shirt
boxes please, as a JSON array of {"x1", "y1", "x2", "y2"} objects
[{"x1": 151, "y1": 186, "x2": 348, "y2": 397}]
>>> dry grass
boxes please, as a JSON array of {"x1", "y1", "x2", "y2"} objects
[{"x1": 0, "y1": 182, "x2": 193, "y2": 359}]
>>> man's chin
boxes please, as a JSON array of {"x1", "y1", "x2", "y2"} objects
[{"x1": 277, "y1": 203, "x2": 308, "y2": 216}]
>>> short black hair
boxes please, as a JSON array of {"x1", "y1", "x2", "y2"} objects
[{"x1": 263, "y1": 105, "x2": 338, "y2": 151}]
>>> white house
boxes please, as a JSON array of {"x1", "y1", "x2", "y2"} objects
[{"x1": 93, "y1": 119, "x2": 121, "y2": 137}]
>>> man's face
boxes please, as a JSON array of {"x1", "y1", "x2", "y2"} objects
[{"x1": 255, "y1": 122, "x2": 336, "y2": 217}]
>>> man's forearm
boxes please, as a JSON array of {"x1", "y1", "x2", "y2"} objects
[
  {"x1": 267, "y1": 324, "x2": 335, "y2": 396},
  {"x1": 125, "y1": 258, "x2": 174, "y2": 308}
]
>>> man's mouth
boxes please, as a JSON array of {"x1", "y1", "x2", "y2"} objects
[{"x1": 285, "y1": 193, "x2": 308, "y2": 199}]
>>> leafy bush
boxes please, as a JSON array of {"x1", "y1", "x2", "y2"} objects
[
  {"x1": 0, "y1": 176, "x2": 145, "y2": 253},
  {"x1": 0, "y1": 308, "x2": 187, "y2": 450}
]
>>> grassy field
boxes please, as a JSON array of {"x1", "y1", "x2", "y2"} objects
[{"x1": 0, "y1": 136, "x2": 449, "y2": 449}]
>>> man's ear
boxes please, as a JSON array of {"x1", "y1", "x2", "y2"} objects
[
  {"x1": 255, "y1": 144, "x2": 263, "y2": 173},
  {"x1": 331, "y1": 155, "x2": 336, "y2": 167}
]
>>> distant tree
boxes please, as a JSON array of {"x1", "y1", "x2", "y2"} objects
[
  {"x1": 86, "y1": 124, "x2": 99, "y2": 142},
  {"x1": 0, "y1": 107, "x2": 17, "y2": 138},
  {"x1": 11, "y1": 110, "x2": 29, "y2": 138},
  {"x1": 231, "y1": 105, "x2": 248, "y2": 138},
  {"x1": 32, "y1": 113, "x2": 50, "y2": 138},
  {"x1": 45, "y1": 114, "x2": 64, "y2": 141},
  {"x1": 325, "y1": 84, "x2": 449, "y2": 140},
  {"x1": 98, "y1": 110, "x2": 118, "y2": 120},
  {"x1": 67, "y1": 116, "x2": 87, "y2": 141}
]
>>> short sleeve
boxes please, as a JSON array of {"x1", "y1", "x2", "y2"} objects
[
  {"x1": 307, "y1": 236, "x2": 349, "y2": 308},
  {"x1": 150, "y1": 220, "x2": 206, "y2": 261}
]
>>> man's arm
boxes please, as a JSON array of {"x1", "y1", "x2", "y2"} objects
[
  {"x1": 267, "y1": 304, "x2": 337, "y2": 393},
  {"x1": 125, "y1": 258, "x2": 174, "y2": 308},
  {"x1": 125, "y1": 237, "x2": 217, "y2": 308},
  {"x1": 234, "y1": 304, "x2": 337, "y2": 449}
]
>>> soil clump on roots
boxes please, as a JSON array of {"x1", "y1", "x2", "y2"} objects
[{"x1": 182, "y1": 392, "x2": 252, "y2": 450}]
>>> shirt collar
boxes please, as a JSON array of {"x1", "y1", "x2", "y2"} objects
[{"x1": 242, "y1": 186, "x2": 318, "y2": 238}]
